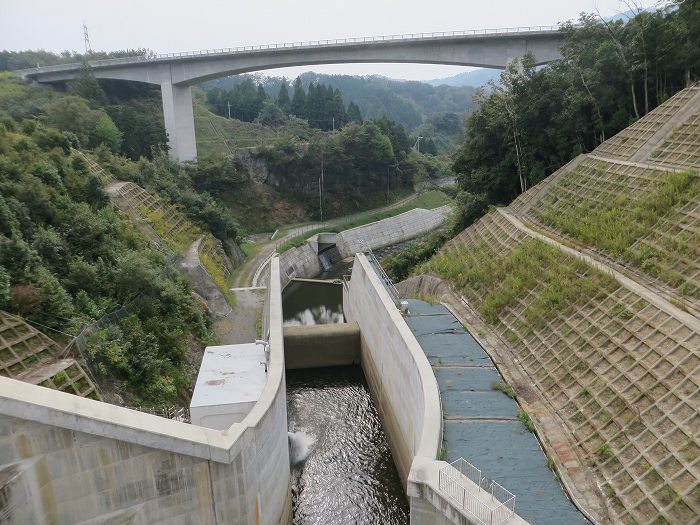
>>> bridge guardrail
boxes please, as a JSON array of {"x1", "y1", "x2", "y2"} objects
[{"x1": 20, "y1": 25, "x2": 565, "y2": 73}]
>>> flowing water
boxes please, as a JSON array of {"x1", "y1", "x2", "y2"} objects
[
  {"x1": 283, "y1": 281, "x2": 408, "y2": 524},
  {"x1": 282, "y1": 281, "x2": 344, "y2": 327},
  {"x1": 286, "y1": 367, "x2": 409, "y2": 525}
]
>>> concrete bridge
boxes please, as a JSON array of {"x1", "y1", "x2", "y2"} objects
[{"x1": 18, "y1": 26, "x2": 566, "y2": 162}]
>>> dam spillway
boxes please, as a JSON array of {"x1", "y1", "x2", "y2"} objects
[{"x1": 282, "y1": 280, "x2": 409, "y2": 524}]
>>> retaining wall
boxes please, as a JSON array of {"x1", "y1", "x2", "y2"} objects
[
  {"x1": 273, "y1": 243, "x2": 322, "y2": 290},
  {"x1": 336, "y1": 205, "x2": 452, "y2": 257},
  {"x1": 344, "y1": 255, "x2": 531, "y2": 525},
  {"x1": 342, "y1": 254, "x2": 442, "y2": 484},
  {"x1": 0, "y1": 259, "x2": 291, "y2": 525}
]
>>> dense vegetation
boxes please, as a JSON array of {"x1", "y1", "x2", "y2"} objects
[
  {"x1": 0, "y1": 122, "x2": 209, "y2": 406},
  {"x1": 254, "y1": 116, "x2": 450, "y2": 218},
  {"x1": 204, "y1": 71, "x2": 476, "y2": 134},
  {"x1": 454, "y1": 0, "x2": 700, "y2": 206},
  {"x1": 386, "y1": 0, "x2": 700, "y2": 281}
]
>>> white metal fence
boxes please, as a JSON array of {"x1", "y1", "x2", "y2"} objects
[{"x1": 438, "y1": 458, "x2": 516, "y2": 525}]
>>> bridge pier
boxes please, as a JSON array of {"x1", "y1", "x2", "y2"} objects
[{"x1": 161, "y1": 82, "x2": 197, "y2": 162}]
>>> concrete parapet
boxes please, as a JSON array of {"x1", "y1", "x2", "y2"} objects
[
  {"x1": 0, "y1": 259, "x2": 291, "y2": 525},
  {"x1": 283, "y1": 322, "x2": 361, "y2": 369},
  {"x1": 407, "y1": 457, "x2": 530, "y2": 525}
]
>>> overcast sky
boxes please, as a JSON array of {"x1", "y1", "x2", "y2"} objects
[{"x1": 1, "y1": 0, "x2": 660, "y2": 80}]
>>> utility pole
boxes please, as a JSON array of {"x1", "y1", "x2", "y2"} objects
[
  {"x1": 332, "y1": 117, "x2": 335, "y2": 133},
  {"x1": 414, "y1": 136, "x2": 423, "y2": 153},
  {"x1": 319, "y1": 152, "x2": 324, "y2": 222},
  {"x1": 227, "y1": 101, "x2": 232, "y2": 119},
  {"x1": 82, "y1": 21, "x2": 92, "y2": 54}
]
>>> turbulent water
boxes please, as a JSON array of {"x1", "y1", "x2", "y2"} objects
[
  {"x1": 282, "y1": 281, "x2": 344, "y2": 326},
  {"x1": 286, "y1": 367, "x2": 409, "y2": 525}
]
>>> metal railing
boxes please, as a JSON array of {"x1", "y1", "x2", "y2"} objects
[
  {"x1": 125, "y1": 405, "x2": 190, "y2": 422},
  {"x1": 438, "y1": 458, "x2": 516, "y2": 525},
  {"x1": 365, "y1": 246, "x2": 401, "y2": 305},
  {"x1": 21, "y1": 25, "x2": 564, "y2": 73}
]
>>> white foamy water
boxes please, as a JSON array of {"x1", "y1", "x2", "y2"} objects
[{"x1": 288, "y1": 430, "x2": 316, "y2": 465}]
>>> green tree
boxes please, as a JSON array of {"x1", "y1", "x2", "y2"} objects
[
  {"x1": 291, "y1": 77, "x2": 306, "y2": 119},
  {"x1": 68, "y1": 63, "x2": 107, "y2": 108},
  {"x1": 91, "y1": 113, "x2": 122, "y2": 153},
  {"x1": 256, "y1": 100, "x2": 287, "y2": 127},
  {"x1": 347, "y1": 101, "x2": 362, "y2": 123},
  {"x1": 277, "y1": 81, "x2": 291, "y2": 113}
]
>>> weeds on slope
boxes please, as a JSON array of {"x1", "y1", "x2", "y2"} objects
[
  {"x1": 422, "y1": 237, "x2": 618, "y2": 328},
  {"x1": 535, "y1": 169, "x2": 700, "y2": 298}
]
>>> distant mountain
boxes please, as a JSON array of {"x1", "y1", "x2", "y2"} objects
[
  {"x1": 203, "y1": 73, "x2": 477, "y2": 132},
  {"x1": 426, "y1": 68, "x2": 502, "y2": 88}
]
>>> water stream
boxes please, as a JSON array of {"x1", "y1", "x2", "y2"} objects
[{"x1": 283, "y1": 281, "x2": 408, "y2": 525}]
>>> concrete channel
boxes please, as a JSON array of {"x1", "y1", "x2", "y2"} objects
[{"x1": 403, "y1": 300, "x2": 591, "y2": 525}]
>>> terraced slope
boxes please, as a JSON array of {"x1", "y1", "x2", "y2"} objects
[
  {"x1": 0, "y1": 311, "x2": 99, "y2": 399},
  {"x1": 593, "y1": 85, "x2": 700, "y2": 163},
  {"x1": 421, "y1": 211, "x2": 699, "y2": 525},
  {"x1": 413, "y1": 85, "x2": 700, "y2": 525},
  {"x1": 107, "y1": 181, "x2": 232, "y2": 286},
  {"x1": 524, "y1": 157, "x2": 700, "y2": 311}
]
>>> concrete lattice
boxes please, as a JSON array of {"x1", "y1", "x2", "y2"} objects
[
  {"x1": 524, "y1": 157, "x2": 700, "y2": 311},
  {"x1": 430, "y1": 211, "x2": 699, "y2": 525},
  {"x1": 448, "y1": 85, "x2": 700, "y2": 524},
  {"x1": 593, "y1": 85, "x2": 700, "y2": 162},
  {"x1": 0, "y1": 311, "x2": 99, "y2": 399}
]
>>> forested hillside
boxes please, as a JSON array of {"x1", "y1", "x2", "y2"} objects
[
  {"x1": 384, "y1": 0, "x2": 699, "y2": 281},
  {"x1": 0, "y1": 121, "x2": 210, "y2": 406},
  {"x1": 203, "y1": 72, "x2": 475, "y2": 133},
  {"x1": 453, "y1": 1, "x2": 699, "y2": 208}
]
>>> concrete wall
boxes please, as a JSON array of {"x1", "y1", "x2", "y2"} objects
[
  {"x1": 344, "y1": 256, "x2": 532, "y2": 525},
  {"x1": 274, "y1": 243, "x2": 322, "y2": 290},
  {"x1": 336, "y1": 206, "x2": 452, "y2": 257},
  {"x1": 283, "y1": 322, "x2": 361, "y2": 369},
  {"x1": 343, "y1": 254, "x2": 442, "y2": 485},
  {"x1": 0, "y1": 259, "x2": 291, "y2": 525}
]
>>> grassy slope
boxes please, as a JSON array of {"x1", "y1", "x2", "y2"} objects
[{"x1": 194, "y1": 104, "x2": 283, "y2": 156}]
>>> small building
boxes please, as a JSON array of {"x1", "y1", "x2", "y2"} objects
[{"x1": 190, "y1": 343, "x2": 268, "y2": 430}]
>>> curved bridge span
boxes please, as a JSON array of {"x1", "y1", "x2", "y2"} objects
[{"x1": 19, "y1": 26, "x2": 566, "y2": 161}]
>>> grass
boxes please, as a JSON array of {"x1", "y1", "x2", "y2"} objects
[
  {"x1": 546, "y1": 455, "x2": 560, "y2": 480},
  {"x1": 491, "y1": 380, "x2": 515, "y2": 399},
  {"x1": 596, "y1": 443, "x2": 614, "y2": 462},
  {"x1": 423, "y1": 235, "x2": 618, "y2": 328},
  {"x1": 194, "y1": 104, "x2": 285, "y2": 156},
  {"x1": 535, "y1": 167, "x2": 700, "y2": 299},
  {"x1": 517, "y1": 409, "x2": 535, "y2": 432}
]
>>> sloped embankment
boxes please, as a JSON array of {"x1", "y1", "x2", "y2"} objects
[{"x1": 406, "y1": 84, "x2": 700, "y2": 525}]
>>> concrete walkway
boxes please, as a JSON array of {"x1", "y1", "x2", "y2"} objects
[{"x1": 497, "y1": 208, "x2": 700, "y2": 333}]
